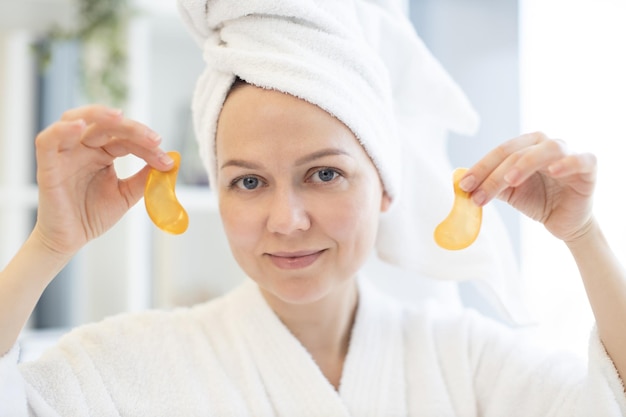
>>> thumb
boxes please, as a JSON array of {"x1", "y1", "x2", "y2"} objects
[{"x1": 119, "y1": 164, "x2": 153, "y2": 209}]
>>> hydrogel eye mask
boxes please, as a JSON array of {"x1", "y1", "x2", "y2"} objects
[
  {"x1": 434, "y1": 167, "x2": 482, "y2": 250},
  {"x1": 144, "y1": 151, "x2": 189, "y2": 235}
]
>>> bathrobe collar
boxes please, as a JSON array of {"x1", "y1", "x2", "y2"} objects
[{"x1": 229, "y1": 277, "x2": 406, "y2": 417}]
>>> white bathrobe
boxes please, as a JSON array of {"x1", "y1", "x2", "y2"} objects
[{"x1": 1, "y1": 278, "x2": 625, "y2": 416}]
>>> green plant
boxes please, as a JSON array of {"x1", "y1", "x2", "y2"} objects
[{"x1": 33, "y1": 0, "x2": 135, "y2": 107}]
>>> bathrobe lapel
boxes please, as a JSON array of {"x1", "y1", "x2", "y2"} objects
[
  {"x1": 233, "y1": 281, "x2": 351, "y2": 417},
  {"x1": 232, "y1": 279, "x2": 407, "y2": 417},
  {"x1": 339, "y1": 278, "x2": 407, "y2": 416}
]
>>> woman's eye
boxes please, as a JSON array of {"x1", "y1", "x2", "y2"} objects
[
  {"x1": 234, "y1": 176, "x2": 260, "y2": 190},
  {"x1": 312, "y1": 168, "x2": 339, "y2": 183}
]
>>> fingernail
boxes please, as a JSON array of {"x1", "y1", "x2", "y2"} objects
[
  {"x1": 459, "y1": 175, "x2": 475, "y2": 192},
  {"x1": 147, "y1": 129, "x2": 162, "y2": 144},
  {"x1": 106, "y1": 108, "x2": 123, "y2": 117},
  {"x1": 158, "y1": 151, "x2": 174, "y2": 166},
  {"x1": 504, "y1": 168, "x2": 520, "y2": 185},
  {"x1": 472, "y1": 189, "x2": 486, "y2": 206},
  {"x1": 73, "y1": 119, "x2": 87, "y2": 129},
  {"x1": 548, "y1": 162, "x2": 562, "y2": 174}
]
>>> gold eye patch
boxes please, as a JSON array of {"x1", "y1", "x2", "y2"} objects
[
  {"x1": 434, "y1": 167, "x2": 482, "y2": 250},
  {"x1": 144, "y1": 151, "x2": 189, "y2": 235}
]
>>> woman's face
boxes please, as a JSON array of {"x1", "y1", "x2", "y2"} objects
[{"x1": 216, "y1": 84, "x2": 390, "y2": 306}]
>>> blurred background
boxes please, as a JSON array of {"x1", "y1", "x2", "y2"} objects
[{"x1": 0, "y1": 0, "x2": 624, "y2": 359}]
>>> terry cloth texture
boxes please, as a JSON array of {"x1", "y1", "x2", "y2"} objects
[{"x1": 1, "y1": 278, "x2": 625, "y2": 416}]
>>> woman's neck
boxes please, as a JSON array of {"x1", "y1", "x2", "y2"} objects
[{"x1": 260, "y1": 278, "x2": 359, "y2": 389}]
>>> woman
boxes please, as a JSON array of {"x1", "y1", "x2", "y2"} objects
[{"x1": 2, "y1": 0, "x2": 625, "y2": 415}]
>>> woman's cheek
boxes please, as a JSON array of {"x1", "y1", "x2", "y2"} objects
[
  {"x1": 316, "y1": 194, "x2": 370, "y2": 239},
  {"x1": 219, "y1": 197, "x2": 261, "y2": 248}
]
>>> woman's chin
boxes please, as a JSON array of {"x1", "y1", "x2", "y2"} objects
[
  {"x1": 257, "y1": 275, "x2": 334, "y2": 307},
  {"x1": 256, "y1": 273, "x2": 356, "y2": 309}
]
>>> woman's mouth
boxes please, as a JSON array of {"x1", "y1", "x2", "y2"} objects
[{"x1": 266, "y1": 250, "x2": 325, "y2": 270}]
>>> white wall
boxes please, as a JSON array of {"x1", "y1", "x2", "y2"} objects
[{"x1": 520, "y1": 0, "x2": 626, "y2": 356}]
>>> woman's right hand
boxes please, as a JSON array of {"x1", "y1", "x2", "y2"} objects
[{"x1": 32, "y1": 105, "x2": 175, "y2": 258}]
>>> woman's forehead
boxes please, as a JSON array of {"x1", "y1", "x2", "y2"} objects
[
  {"x1": 220, "y1": 84, "x2": 344, "y2": 130},
  {"x1": 216, "y1": 84, "x2": 366, "y2": 158}
]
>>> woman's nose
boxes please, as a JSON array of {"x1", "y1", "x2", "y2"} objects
[{"x1": 266, "y1": 188, "x2": 311, "y2": 235}]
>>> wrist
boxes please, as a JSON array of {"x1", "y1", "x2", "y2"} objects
[
  {"x1": 564, "y1": 217, "x2": 605, "y2": 251},
  {"x1": 0, "y1": 230, "x2": 71, "y2": 355},
  {"x1": 22, "y1": 230, "x2": 74, "y2": 285},
  {"x1": 30, "y1": 223, "x2": 79, "y2": 261}
]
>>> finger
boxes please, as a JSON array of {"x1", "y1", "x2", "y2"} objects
[
  {"x1": 548, "y1": 153, "x2": 598, "y2": 198},
  {"x1": 65, "y1": 109, "x2": 167, "y2": 167},
  {"x1": 460, "y1": 132, "x2": 547, "y2": 193},
  {"x1": 35, "y1": 119, "x2": 87, "y2": 161},
  {"x1": 80, "y1": 117, "x2": 162, "y2": 150},
  {"x1": 118, "y1": 164, "x2": 153, "y2": 209},
  {"x1": 501, "y1": 139, "x2": 569, "y2": 187},
  {"x1": 60, "y1": 106, "x2": 162, "y2": 152},
  {"x1": 547, "y1": 152, "x2": 597, "y2": 179},
  {"x1": 101, "y1": 138, "x2": 175, "y2": 171},
  {"x1": 60, "y1": 105, "x2": 123, "y2": 124},
  {"x1": 471, "y1": 139, "x2": 569, "y2": 206}
]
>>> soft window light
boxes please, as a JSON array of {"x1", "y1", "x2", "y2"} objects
[{"x1": 519, "y1": 0, "x2": 626, "y2": 356}]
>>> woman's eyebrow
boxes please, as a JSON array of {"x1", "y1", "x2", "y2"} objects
[
  {"x1": 295, "y1": 148, "x2": 351, "y2": 166},
  {"x1": 220, "y1": 149, "x2": 351, "y2": 170},
  {"x1": 220, "y1": 159, "x2": 263, "y2": 170}
]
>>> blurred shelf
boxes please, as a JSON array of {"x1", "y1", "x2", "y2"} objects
[
  {"x1": 0, "y1": 185, "x2": 38, "y2": 208},
  {"x1": 0, "y1": 0, "x2": 76, "y2": 32},
  {"x1": 0, "y1": 0, "x2": 182, "y2": 34},
  {"x1": 134, "y1": 0, "x2": 178, "y2": 17}
]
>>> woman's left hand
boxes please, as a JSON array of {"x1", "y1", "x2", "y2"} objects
[{"x1": 460, "y1": 132, "x2": 597, "y2": 242}]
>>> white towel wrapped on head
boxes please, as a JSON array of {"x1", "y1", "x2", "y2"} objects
[
  {"x1": 177, "y1": 0, "x2": 527, "y2": 322},
  {"x1": 178, "y1": 0, "x2": 403, "y2": 197}
]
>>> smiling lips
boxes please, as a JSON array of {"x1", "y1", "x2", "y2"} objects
[{"x1": 267, "y1": 250, "x2": 325, "y2": 269}]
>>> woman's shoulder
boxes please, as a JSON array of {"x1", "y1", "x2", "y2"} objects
[
  {"x1": 15, "y1": 286, "x2": 254, "y2": 411},
  {"x1": 358, "y1": 277, "x2": 510, "y2": 351},
  {"x1": 35, "y1": 288, "x2": 236, "y2": 362},
  {"x1": 408, "y1": 299, "x2": 513, "y2": 331}
]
